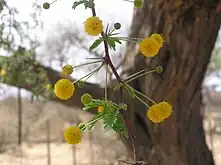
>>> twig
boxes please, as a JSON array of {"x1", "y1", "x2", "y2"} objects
[
  {"x1": 105, "y1": 64, "x2": 108, "y2": 100},
  {"x1": 91, "y1": 8, "x2": 122, "y2": 83},
  {"x1": 118, "y1": 159, "x2": 147, "y2": 165},
  {"x1": 46, "y1": 120, "x2": 51, "y2": 165},
  {"x1": 91, "y1": 3, "x2": 138, "y2": 163}
]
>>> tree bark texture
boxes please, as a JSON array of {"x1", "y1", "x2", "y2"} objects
[{"x1": 122, "y1": 0, "x2": 221, "y2": 165}]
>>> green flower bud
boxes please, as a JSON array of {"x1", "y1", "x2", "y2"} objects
[
  {"x1": 114, "y1": 23, "x2": 121, "y2": 30},
  {"x1": 77, "y1": 81, "x2": 84, "y2": 88},
  {"x1": 134, "y1": 0, "x2": 143, "y2": 8},
  {"x1": 156, "y1": 66, "x2": 163, "y2": 73},
  {"x1": 43, "y1": 2, "x2": 50, "y2": 9},
  {"x1": 81, "y1": 93, "x2": 92, "y2": 105},
  {"x1": 62, "y1": 64, "x2": 73, "y2": 76},
  {"x1": 119, "y1": 103, "x2": 127, "y2": 110}
]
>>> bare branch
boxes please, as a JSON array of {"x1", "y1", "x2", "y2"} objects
[{"x1": 0, "y1": 55, "x2": 104, "y2": 113}]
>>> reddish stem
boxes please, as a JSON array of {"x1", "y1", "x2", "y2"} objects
[
  {"x1": 91, "y1": 6, "x2": 137, "y2": 161},
  {"x1": 91, "y1": 8, "x2": 122, "y2": 83}
]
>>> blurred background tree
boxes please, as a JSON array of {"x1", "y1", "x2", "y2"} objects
[{"x1": 208, "y1": 47, "x2": 221, "y2": 73}]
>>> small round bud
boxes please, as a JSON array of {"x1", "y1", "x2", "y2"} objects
[
  {"x1": 77, "y1": 81, "x2": 84, "y2": 88},
  {"x1": 120, "y1": 103, "x2": 127, "y2": 110},
  {"x1": 62, "y1": 64, "x2": 73, "y2": 76},
  {"x1": 156, "y1": 66, "x2": 163, "y2": 73},
  {"x1": 134, "y1": 0, "x2": 143, "y2": 8},
  {"x1": 78, "y1": 123, "x2": 86, "y2": 130},
  {"x1": 114, "y1": 23, "x2": 121, "y2": 30},
  {"x1": 81, "y1": 93, "x2": 92, "y2": 105},
  {"x1": 43, "y1": 2, "x2": 50, "y2": 9}
]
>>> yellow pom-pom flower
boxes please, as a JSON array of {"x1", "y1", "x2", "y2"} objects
[
  {"x1": 98, "y1": 106, "x2": 104, "y2": 113},
  {"x1": 64, "y1": 126, "x2": 82, "y2": 144},
  {"x1": 139, "y1": 37, "x2": 161, "y2": 57},
  {"x1": 62, "y1": 65, "x2": 73, "y2": 76},
  {"x1": 157, "y1": 101, "x2": 172, "y2": 119},
  {"x1": 54, "y1": 79, "x2": 75, "y2": 100},
  {"x1": 147, "y1": 104, "x2": 164, "y2": 123},
  {"x1": 150, "y1": 33, "x2": 164, "y2": 47},
  {"x1": 84, "y1": 16, "x2": 103, "y2": 36},
  {"x1": 147, "y1": 101, "x2": 172, "y2": 123},
  {"x1": 0, "y1": 69, "x2": 6, "y2": 76}
]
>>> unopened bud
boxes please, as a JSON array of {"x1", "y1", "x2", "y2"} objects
[
  {"x1": 156, "y1": 66, "x2": 163, "y2": 73},
  {"x1": 43, "y1": 2, "x2": 50, "y2": 9}
]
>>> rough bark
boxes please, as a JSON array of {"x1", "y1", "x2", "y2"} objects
[{"x1": 122, "y1": 0, "x2": 221, "y2": 165}]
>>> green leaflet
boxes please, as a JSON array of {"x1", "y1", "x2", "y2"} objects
[
  {"x1": 81, "y1": 98, "x2": 128, "y2": 137},
  {"x1": 89, "y1": 38, "x2": 103, "y2": 51},
  {"x1": 106, "y1": 37, "x2": 122, "y2": 50},
  {"x1": 72, "y1": 0, "x2": 94, "y2": 10}
]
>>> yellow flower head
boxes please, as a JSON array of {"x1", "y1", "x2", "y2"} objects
[
  {"x1": 147, "y1": 101, "x2": 172, "y2": 123},
  {"x1": 54, "y1": 79, "x2": 75, "y2": 100},
  {"x1": 64, "y1": 126, "x2": 82, "y2": 144},
  {"x1": 84, "y1": 16, "x2": 103, "y2": 36},
  {"x1": 157, "y1": 101, "x2": 172, "y2": 119},
  {"x1": 139, "y1": 37, "x2": 161, "y2": 57},
  {"x1": 0, "y1": 69, "x2": 7, "y2": 76},
  {"x1": 150, "y1": 33, "x2": 164, "y2": 47},
  {"x1": 62, "y1": 65, "x2": 73, "y2": 76},
  {"x1": 147, "y1": 104, "x2": 164, "y2": 123},
  {"x1": 98, "y1": 106, "x2": 104, "y2": 113},
  {"x1": 45, "y1": 84, "x2": 52, "y2": 90}
]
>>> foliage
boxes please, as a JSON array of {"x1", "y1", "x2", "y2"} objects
[
  {"x1": 208, "y1": 47, "x2": 221, "y2": 72},
  {"x1": 0, "y1": 46, "x2": 54, "y2": 101},
  {"x1": 0, "y1": 0, "x2": 47, "y2": 102},
  {"x1": 0, "y1": 0, "x2": 42, "y2": 52}
]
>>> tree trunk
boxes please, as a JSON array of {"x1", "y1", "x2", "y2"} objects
[
  {"x1": 122, "y1": 1, "x2": 221, "y2": 165},
  {"x1": 17, "y1": 87, "x2": 22, "y2": 146}
]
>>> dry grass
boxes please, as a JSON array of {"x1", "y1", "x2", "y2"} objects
[
  {"x1": 0, "y1": 96, "x2": 221, "y2": 165},
  {"x1": 0, "y1": 96, "x2": 129, "y2": 165},
  {"x1": 0, "y1": 142, "x2": 128, "y2": 165}
]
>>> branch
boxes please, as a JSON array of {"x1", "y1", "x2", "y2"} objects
[{"x1": 0, "y1": 56, "x2": 104, "y2": 114}]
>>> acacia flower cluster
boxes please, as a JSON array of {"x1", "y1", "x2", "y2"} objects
[
  {"x1": 139, "y1": 34, "x2": 164, "y2": 57},
  {"x1": 97, "y1": 106, "x2": 104, "y2": 113},
  {"x1": 43, "y1": 0, "x2": 172, "y2": 146},
  {"x1": 0, "y1": 68, "x2": 7, "y2": 76},
  {"x1": 54, "y1": 78, "x2": 75, "y2": 100},
  {"x1": 84, "y1": 16, "x2": 103, "y2": 36},
  {"x1": 147, "y1": 101, "x2": 172, "y2": 123},
  {"x1": 64, "y1": 126, "x2": 82, "y2": 144}
]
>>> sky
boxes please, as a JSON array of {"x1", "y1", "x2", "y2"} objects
[
  {"x1": 0, "y1": 0, "x2": 134, "y2": 99},
  {"x1": 1, "y1": 0, "x2": 221, "y2": 100},
  {"x1": 9, "y1": 0, "x2": 133, "y2": 41}
]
